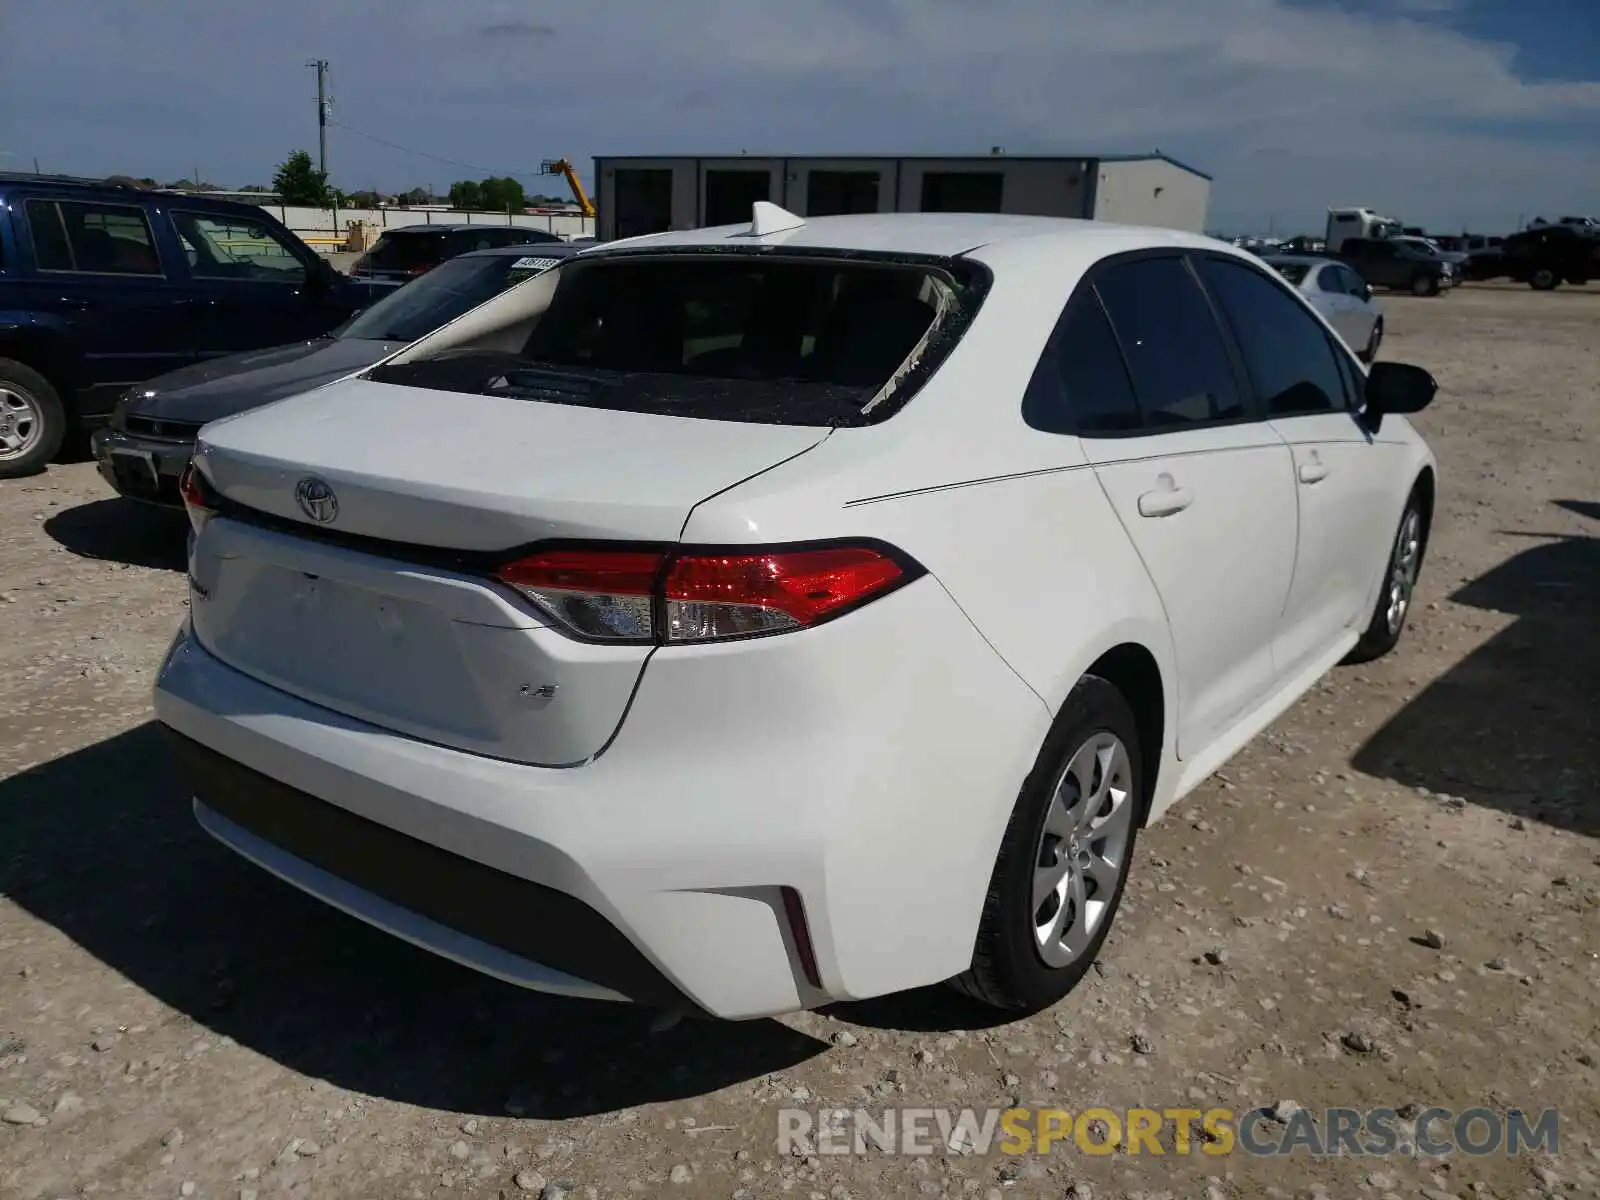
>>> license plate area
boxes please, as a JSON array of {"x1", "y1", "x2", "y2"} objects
[
  {"x1": 200, "y1": 562, "x2": 489, "y2": 736},
  {"x1": 110, "y1": 447, "x2": 159, "y2": 486}
]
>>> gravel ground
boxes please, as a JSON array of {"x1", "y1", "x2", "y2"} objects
[{"x1": 2, "y1": 285, "x2": 1597, "y2": 1200}]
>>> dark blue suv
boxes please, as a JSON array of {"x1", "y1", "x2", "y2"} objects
[{"x1": 0, "y1": 173, "x2": 390, "y2": 477}]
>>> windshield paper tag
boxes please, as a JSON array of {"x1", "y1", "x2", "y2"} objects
[{"x1": 511, "y1": 256, "x2": 562, "y2": 271}]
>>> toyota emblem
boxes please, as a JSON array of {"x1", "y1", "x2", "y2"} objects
[{"x1": 294, "y1": 477, "x2": 339, "y2": 524}]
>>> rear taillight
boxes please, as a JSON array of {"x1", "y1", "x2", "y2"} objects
[
  {"x1": 494, "y1": 542, "x2": 918, "y2": 644},
  {"x1": 179, "y1": 462, "x2": 220, "y2": 534},
  {"x1": 496, "y1": 549, "x2": 662, "y2": 641}
]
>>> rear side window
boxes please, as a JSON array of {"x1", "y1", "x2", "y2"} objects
[
  {"x1": 367, "y1": 231, "x2": 451, "y2": 269},
  {"x1": 27, "y1": 199, "x2": 162, "y2": 275},
  {"x1": 1093, "y1": 257, "x2": 1244, "y2": 427},
  {"x1": 1197, "y1": 257, "x2": 1347, "y2": 417},
  {"x1": 1022, "y1": 295, "x2": 1141, "y2": 434},
  {"x1": 26, "y1": 202, "x2": 73, "y2": 270}
]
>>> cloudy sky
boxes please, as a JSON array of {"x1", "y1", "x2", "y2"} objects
[{"x1": 2, "y1": 0, "x2": 1595, "y2": 234}]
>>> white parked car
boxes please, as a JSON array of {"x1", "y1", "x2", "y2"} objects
[
  {"x1": 156, "y1": 206, "x2": 1439, "y2": 1021},
  {"x1": 1263, "y1": 254, "x2": 1386, "y2": 362}
]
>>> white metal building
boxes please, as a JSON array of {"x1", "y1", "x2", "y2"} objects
[{"x1": 591, "y1": 153, "x2": 1212, "y2": 241}]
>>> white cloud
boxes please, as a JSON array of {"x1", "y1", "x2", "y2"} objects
[{"x1": 3, "y1": 0, "x2": 1596, "y2": 232}]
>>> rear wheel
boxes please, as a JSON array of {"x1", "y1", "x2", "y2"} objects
[
  {"x1": 1529, "y1": 268, "x2": 1560, "y2": 291},
  {"x1": 951, "y1": 675, "x2": 1142, "y2": 1012},
  {"x1": 1410, "y1": 273, "x2": 1439, "y2": 297},
  {"x1": 1344, "y1": 492, "x2": 1427, "y2": 664},
  {"x1": 0, "y1": 359, "x2": 67, "y2": 479}
]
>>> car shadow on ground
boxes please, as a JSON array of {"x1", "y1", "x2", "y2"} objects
[
  {"x1": 826, "y1": 987, "x2": 1023, "y2": 1034},
  {"x1": 1353, "y1": 500, "x2": 1599, "y2": 837},
  {"x1": 0, "y1": 722, "x2": 826, "y2": 1117},
  {"x1": 43, "y1": 498, "x2": 188, "y2": 572}
]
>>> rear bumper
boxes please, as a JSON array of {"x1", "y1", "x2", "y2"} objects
[
  {"x1": 174, "y1": 732, "x2": 691, "y2": 1011},
  {"x1": 152, "y1": 576, "x2": 1051, "y2": 1019},
  {"x1": 90, "y1": 427, "x2": 194, "y2": 509}
]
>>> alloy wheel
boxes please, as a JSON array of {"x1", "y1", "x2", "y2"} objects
[
  {"x1": 1030, "y1": 732, "x2": 1135, "y2": 969},
  {"x1": 1386, "y1": 508, "x2": 1422, "y2": 635},
  {"x1": 0, "y1": 386, "x2": 43, "y2": 462}
]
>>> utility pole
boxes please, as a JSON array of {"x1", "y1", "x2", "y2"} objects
[{"x1": 306, "y1": 59, "x2": 331, "y2": 179}]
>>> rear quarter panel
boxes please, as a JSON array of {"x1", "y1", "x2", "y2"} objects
[{"x1": 681, "y1": 234, "x2": 1181, "y2": 814}]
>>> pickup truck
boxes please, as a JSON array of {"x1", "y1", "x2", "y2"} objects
[
  {"x1": 1333, "y1": 237, "x2": 1456, "y2": 297},
  {"x1": 1493, "y1": 225, "x2": 1600, "y2": 290},
  {"x1": 0, "y1": 172, "x2": 393, "y2": 477}
]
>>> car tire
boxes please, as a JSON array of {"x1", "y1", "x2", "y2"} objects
[
  {"x1": 1344, "y1": 489, "x2": 1429, "y2": 665},
  {"x1": 1410, "y1": 273, "x2": 1439, "y2": 297},
  {"x1": 0, "y1": 358, "x2": 67, "y2": 479},
  {"x1": 1529, "y1": 268, "x2": 1560, "y2": 291},
  {"x1": 1360, "y1": 318, "x2": 1384, "y2": 364},
  {"x1": 950, "y1": 674, "x2": 1143, "y2": 1013}
]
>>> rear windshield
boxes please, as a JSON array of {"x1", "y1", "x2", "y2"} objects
[
  {"x1": 340, "y1": 254, "x2": 563, "y2": 343},
  {"x1": 364, "y1": 230, "x2": 456, "y2": 269},
  {"x1": 365, "y1": 255, "x2": 974, "y2": 427},
  {"x1": 1268, "y1": 262, "x2": 1309, "y2": 285}
]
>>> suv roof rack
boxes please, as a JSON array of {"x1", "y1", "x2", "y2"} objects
[{"x1": 0, "y1": 170, "x2": 154, "y2": 192}]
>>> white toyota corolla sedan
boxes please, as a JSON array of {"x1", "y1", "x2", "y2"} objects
[{"x1": 156, "y1": 206, "x2": 1439, "y2": 1021}]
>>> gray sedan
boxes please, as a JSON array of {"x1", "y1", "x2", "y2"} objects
[{"x1": 1262, "y1": 254, "x2": 1385, "y2": 363}]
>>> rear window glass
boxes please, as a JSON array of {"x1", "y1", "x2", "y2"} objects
[
  {"x1": 366, "y1": 256, "x2": 970, "y2": 427},
  {"x1": 364, "y1": 230, "x2": 454, "y2": 269},
  {"x1": 1268, "y1": 261, "x2": 1309, "y2": 285}
]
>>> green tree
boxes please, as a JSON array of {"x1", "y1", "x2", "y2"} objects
[
  {"x1": 273, "y1": 150, "x2": 332, "y2": 207},
  {"x1": 448, "y1": 177, "x2": 526, "y2": 212},
  {"x1": 478, "y1": 176, "x2": 527, "y2": 212},
  {"x1": 399, "y1": 187, "x2": 432, "y2": 206}
]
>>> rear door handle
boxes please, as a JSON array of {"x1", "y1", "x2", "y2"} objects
[
  {"x1": 1298, "y1": 458, "x2": 1329, "y2": 484},
  {"x1": 1137, "y1": 475, "x2": 1193, "y2": 518}
]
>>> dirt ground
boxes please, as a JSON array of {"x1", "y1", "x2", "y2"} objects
[{"x1": 2, "y1": 285, "x2": 1597, "y2": 1200}]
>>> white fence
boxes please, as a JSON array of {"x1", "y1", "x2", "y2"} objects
[{"x1": 262, "y1": 204, "x2": 594, "y2": 247}]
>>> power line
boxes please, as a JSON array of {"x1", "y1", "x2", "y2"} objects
[{"x1": 326, "y1": 119, "x2": 540, "y2": 180}]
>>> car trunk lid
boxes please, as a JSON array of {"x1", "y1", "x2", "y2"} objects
[
  {"x1": 193, "y1": 376, "x2": 829, "y2": 548},
  {"x1": 185, "y1": 377, "x2": 829, "y2": 763}
]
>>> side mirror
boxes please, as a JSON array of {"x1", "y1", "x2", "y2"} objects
[
  {"x1": 1364, "y1": 361, "x2": 1436, "y2": 429},
  {"x1": 1358, "y1": 284, "x2": 1373, "y2": 302}
]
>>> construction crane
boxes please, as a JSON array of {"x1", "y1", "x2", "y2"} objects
[{"x1": 539, "y1": 158, "x2": 594, "y2": 219}]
